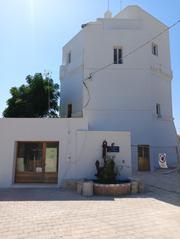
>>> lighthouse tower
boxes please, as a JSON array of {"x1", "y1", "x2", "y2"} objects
[{"x1": 60, "y1": 6, "x2": 178, "y2": 172}]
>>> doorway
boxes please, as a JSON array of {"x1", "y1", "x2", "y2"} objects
[
  {"x1": 15, "y1": 142, "x2": 59, "y2": 183},
  {"x1": 138, "y1": 145, "x2": 150, "y2": 171}
]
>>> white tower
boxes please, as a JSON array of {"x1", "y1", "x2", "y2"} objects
[{"x1": 60, "y1": 6, "x2": 178, "y2": 172}]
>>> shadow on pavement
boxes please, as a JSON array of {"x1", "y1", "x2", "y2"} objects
[
  {"x1": 0, "y1": 187, "x2": 179, "y2": 207},
  {"x1": 0, "y1": 188, "x2": 115, "y2": 201}
]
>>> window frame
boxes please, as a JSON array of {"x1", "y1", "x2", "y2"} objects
[
  {"x1": 156, "y1": 103, "x2": 161, "y2": 118},
  {"x1": 113, "y1": 47, "x2": 123, "y2": 64},
  {"x1": 15, "y1": 141, "x2": 59, "y2": 183},
  {"x1": 67, "y1": 51, "x2": 71, "y2": 64},
  {"x1": 152, "y1": 43, "x2": 158, "y2": 56}
]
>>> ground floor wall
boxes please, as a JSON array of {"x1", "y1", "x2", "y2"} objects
[
  {"x1": 131, "y1": 145, "x2": 178, "y2": 173},
  {"x1": 84, "y1": 110, "x2": 179, "y2": 172},
  {"x1": 61, "y1": 131, "x2": 132, "y2": 183},
  {"x1": 0, "y1": 118, "x2": 131, "y2": 188}
]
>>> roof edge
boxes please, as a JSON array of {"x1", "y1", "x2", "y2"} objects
[{"x1": 114, "y1": 5, "x2": 168, "y2": 29}]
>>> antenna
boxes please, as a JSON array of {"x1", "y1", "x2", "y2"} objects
[
  {"x1": 120, "y1": 0, "x2": 123, "y2": 11},
  {"x1": 107, "y1": 0, "x2": 110, "y2": 11}
]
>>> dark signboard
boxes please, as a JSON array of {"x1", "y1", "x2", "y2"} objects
[{"x1": 107, "y1": 146, "x2": 120, "y2": 153}]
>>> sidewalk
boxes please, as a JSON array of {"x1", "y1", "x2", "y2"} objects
[
  {"x1": 0, "y1": 185, "x2": 180, "y2": 239},
  {"x1": 133, "y1": 169, "x2": 180, "y2": 193}
]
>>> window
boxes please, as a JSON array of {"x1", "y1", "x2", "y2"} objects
[
  {"x1": 67, "y1": 52, "x2": 71, "y2": 64},
  {"x1": 114, "y1": 48, "x2": 123, "y2": 64},
  {"x1": 15, "y1": 142, "x2": 59, "y2": 183},
  {"x1": 156, "y1": 103, "x2": 161, "y2": 118},
  {"x1": 152, "y1": 43, "x2": 158, "y2": 56},
  {"x1": 67, "y1": 104, "x2": 72, "y2": 118}
]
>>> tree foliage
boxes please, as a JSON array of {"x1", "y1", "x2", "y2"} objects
[{"x1": 3, "y1": 73, "x2": 60, "y2": 118}]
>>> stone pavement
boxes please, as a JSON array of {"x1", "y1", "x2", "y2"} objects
[
  {"x1": 0, "y1": 185, "x2": 180, "y2": 239},
  {"x1": 133, "y1": 169, "x2": 180, "y2": 193}
]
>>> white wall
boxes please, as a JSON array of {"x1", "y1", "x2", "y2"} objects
[
  {"x1": 82, "y1": 6, "x2": 178, "y2": 169},
  {"x1": 0, "y1": 118, "x2": 87, "y2": 187},
  {"x1": 60, "y1": 65, "x2": 84, "y2": 117},
  {"x1": 0, "y1": 119, "x2": 131, "y2": 187},
  {"x1": 60, "y1": 30, "x2": 85, "y2": 117},
  {"x1": 62, "y1": 131, "x2": 131, "y2": 181},
  {"x1": 60, "y1": 5, "x2": 178, "y2": 171}
]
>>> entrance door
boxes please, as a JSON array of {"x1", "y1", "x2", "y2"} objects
[
  {"x1": 15, "y1": 142, "x2": 59, "y2": 183},
  {"x1": 138, "y1": 145, "x2": 150, "y2": 171}
]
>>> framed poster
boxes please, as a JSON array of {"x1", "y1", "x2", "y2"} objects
[
  {"x1": 158, "y1": 153, "x2": 168, "y2": 168},
  {"x1": 17, "y1": 158, "x2": 24, "y2": 172},
  {"x1": 45, "y1": 148, "x2": 57, "y2": 172}
]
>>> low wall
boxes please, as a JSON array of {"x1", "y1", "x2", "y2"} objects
[{"x1": 0, "y1": 118, "x2": 131, "y2": 187}]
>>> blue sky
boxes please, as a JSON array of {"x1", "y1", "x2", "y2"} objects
[{"x1": 0, "y1": 0, "x2": 180, "y2": 133}]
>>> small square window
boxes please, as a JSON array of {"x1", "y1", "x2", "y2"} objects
[
  {"x1": 152, "y1": 43, "x2": 158, "y2": 56},
  {"x1": 114, "y1": 47, "x2": 123, "y2": 64}
]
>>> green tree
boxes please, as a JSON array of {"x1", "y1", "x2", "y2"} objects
[{"x1": 3, "y1": 73, "x2": 60, "y2": 118}]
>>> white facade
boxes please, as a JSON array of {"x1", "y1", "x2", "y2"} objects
[
  {"x1": 60, "y1": 6, "x2": 179, "y2": 170},
  {"x1": 0, "y1": 119, "x2": 131, "y2": 187},
  {"x1": 0, "y1": 5, "x2": 179, "y2": 188}
]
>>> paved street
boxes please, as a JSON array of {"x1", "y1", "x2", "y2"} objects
[
  {"x1": 133, "y1": 169, "x2": 180, "y2": 193},
  {"x1": 0, "y1": 186, "x2": 180, "y2": 239}
]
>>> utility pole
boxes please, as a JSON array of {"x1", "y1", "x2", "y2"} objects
[{"x1": 44, "y1": 70, "x2": 51, "y2": 118}]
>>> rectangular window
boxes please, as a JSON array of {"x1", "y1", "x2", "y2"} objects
[
  {"x1": 114, "y1": 47, "x2": 123, "y2": 64},
  {"x1": 67, "y1": 104, "x2": 72, "y2": 118},
  {"x1": 114, "y1": 48, "x2": 117, "y2": 64},
  {"x1": 152, "y1": 43, "x2": 158, "y2": 56},
  {"x1": 67, "y1": 52, "x2": 71, "y2": 64},
  {"x1": 156, "y1": 103, "x2": 161, "y2": 118},
  {"x1": 15, "y1": 142, "x2": 59, "y2": 183}
]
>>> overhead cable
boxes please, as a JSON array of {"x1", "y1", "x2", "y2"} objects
[
  {"x1": 83, "y1": 19, "x2": 180, "y2": 108},
  {"x1": 90, "y1": 19, "x2": 180, "y2": 78}
]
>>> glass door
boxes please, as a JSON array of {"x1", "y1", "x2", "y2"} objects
[
  {"x1": 44, "y1": 142, "x2": 59, "y2": 183},
  {"x1": 45, "y1": 143, "x2": 58, "y2": 173},
  {"x1": 15, "y1": 142, "x2": 59, "y2": 183}
]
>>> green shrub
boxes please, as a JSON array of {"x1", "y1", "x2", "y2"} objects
[{"x1": 95, "y1": 156, "x2": 118, "y2": 184}]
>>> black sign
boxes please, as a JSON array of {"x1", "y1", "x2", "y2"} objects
[{"x1": 107, "y1": 146, "x2": 120, "y2": 153}]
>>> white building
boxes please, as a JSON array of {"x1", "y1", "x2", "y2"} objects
[
  {"x1": 0, "y1": 5, "x2": 179, "y2": 188},
  {"x1": 0, "y1": 118, "x2": 131, "y2": 187},
  {"x1": 60, "y1": 5, "x2": 179, "y2": 171}
]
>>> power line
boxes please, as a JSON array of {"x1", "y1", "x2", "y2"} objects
[
  {"x1": 83, "y1": 81, "x2": 91, "y2": 108},
  {"x1": 83, "y1": 19, "x2": 180, "y2": 108},
  {"x1": 90, "y1": 19, "x2": 180, "y2": 78}
]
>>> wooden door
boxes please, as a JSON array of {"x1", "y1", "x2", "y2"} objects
[{"x1": 138, "y1": 145, "x2": 150, "y2": 171}]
